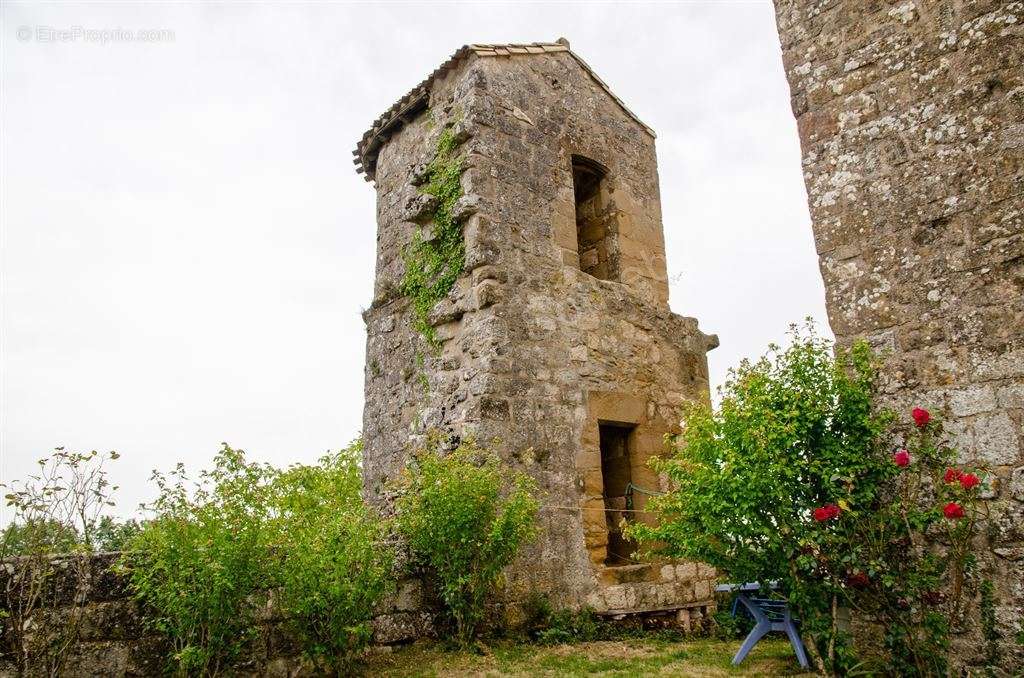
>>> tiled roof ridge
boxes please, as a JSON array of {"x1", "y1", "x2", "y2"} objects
[{"x1": 352, "y1": 38, "x2": 654, "y2": 181}]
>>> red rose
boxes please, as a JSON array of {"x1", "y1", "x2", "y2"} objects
[
  {"x1": 814, "y1": 503, "x2": 841, "y2": 522},
  {"x1": 959, "y1": 473, "x2": 980, "y2": 490},
  {"x1": 847, "y1": 572, "x2": 870, "y2": 589},
  {"x1": 943, "y1": 502, "x2": 964, "y2": 519},
  {"x1": 944, "y1": 468, "x2": 962, "y2": 484},
  {"x1": 893, "y1": 449, "x2": 910, "y2": 467},
  {"x1": 912, "y1": 407, "x2": 931, "y2": 428}
]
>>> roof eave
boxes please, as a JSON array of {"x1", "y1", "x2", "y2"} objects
[{"x1": 353, "y1": 40, "x2": 655, "y2": 182}]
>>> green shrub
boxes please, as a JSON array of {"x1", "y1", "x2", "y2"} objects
[
  {"x1": 711, "y1": 606, "x2": 753, "y2": 641},
  {"x1": 534, "y1": 607, "x2": 601, "y2": 645},
  {"x1": 522, "y1": 594, "x2": 599, "y2": 644},
  {"x1": 268, "y1": 440, "x2": 393, "y2": 674},
  {"x1": 0, "y1": 519, "x2": 80, "y2": 556},
  {"x1": 1, "y1": 516, "x2": 141, "y2": 555},
  {"x1": 93, "y1": 516, "x2": 143, "y2": 552},
  {"x1": 395, "y1": 437, "x2": 539, "y2": 644},
  {"x1": 123, "y1": 445, "x2": 275, "y2": 676},
  {"x1": 629, "y1": 322, "x2": 987, "y2": 676}
]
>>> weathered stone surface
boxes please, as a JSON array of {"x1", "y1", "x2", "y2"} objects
[
  {"x1": 774, "y1": 1, "x2": 1024, "y2": 671},
  {"x1": 0, "y1": 553, "x2": 434, "y2": 676},
  {"x1": 360, "y1": 44, "x2": 715, "y2": 619}
]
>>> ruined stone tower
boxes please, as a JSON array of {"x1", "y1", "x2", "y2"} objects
[
  {"x1": 355, "y1": 40, "x2": 718, "y2": 619},
  {"x1": 774, "y1": 1, "x2": 1023, "y2": 667}
]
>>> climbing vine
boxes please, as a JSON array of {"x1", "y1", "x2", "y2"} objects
[{"x1": 401, "y1": 126, "x2": 465, "y2": 346}]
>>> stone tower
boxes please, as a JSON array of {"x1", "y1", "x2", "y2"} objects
[
  {"x1": 355, "y1": 40, "x2": 718, "y2": 619},
  {"x1": 774, "y1": 1, "x2": 1023, "y2": 668}
]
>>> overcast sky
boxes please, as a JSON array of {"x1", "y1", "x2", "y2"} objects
[{"x1": 1, "y1": 1, "x2": 828, "y2": 520}]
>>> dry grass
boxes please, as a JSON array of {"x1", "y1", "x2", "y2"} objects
[{"x1": 364, "y1": 637, "x2": 816, "y2": 677}]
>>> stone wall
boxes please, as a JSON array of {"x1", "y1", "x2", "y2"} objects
[
  {"x1": 361, "y1": 47, "x2": 718, "y2": 618},
  {"x1": 773, "y1": 0, "x2": 1023, "y2": 669},
  {"x1": 0, "y1": 553, "x2": 431, "y2": 677}
]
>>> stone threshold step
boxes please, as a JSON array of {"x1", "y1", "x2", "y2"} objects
[{"x1": 596, "y1": 599, "x2": 714, "y2": 619}]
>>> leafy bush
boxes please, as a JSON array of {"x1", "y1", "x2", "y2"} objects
[
  {"x1": 0, "y1": 517, "x2": 140, "y2": 556},
  {"x1": 711, "y1": 606, "x2": 754, "y2": 641},
  {"x1": 534, "y1": 608, "x2": 602, "y2": 645},
  {"x1": 0, "y1": 519, "x2": 80, "y2": 556},
  {"x1": 395, "y1": 437, "x2": 539, "y2": 644},
  {"x1": 91, "y1": 516, "x2": 143, "y2": 552},
  {"x1": 1, "y1": 448, "x2": 120, "y2": 676},
  {"x1": 522, "y1": 593, "x2": 601, "y2": 645},
  {"x1": 123, "y1": 445, "x2": 276, "y2": 676},
  {"x1": 124, "y1": 441, "x2": 398, "y2": 675},
  {"x1": 268, "y1": 440, "x2": 392, "y2": 674},
  {"x1": 629, "y1": 323, "x2": 986, "y2": 676}
]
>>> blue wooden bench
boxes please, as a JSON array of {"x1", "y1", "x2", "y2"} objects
[{"x1": 715, "y1": 582, "x2": 810, "y2": 669}]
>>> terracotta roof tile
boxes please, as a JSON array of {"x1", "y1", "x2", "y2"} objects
[{"x1": 353, "y1": 39, "x2": 654, "y2": 181}]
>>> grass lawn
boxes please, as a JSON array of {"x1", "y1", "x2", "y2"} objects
[{"x1": 364, "y1": 637, "x2": 815, "y2": 677}]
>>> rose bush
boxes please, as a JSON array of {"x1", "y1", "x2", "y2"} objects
[{"x1": 628, "y1": 324, "x2": 990, "y2": 677}]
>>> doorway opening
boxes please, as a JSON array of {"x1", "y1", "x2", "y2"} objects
[{"x1": 599, "y1": 421, "x2": 637, "y2": 565}]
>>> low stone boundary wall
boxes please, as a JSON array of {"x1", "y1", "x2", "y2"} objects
[{"x1": 0, "y1": 553, "x2": 432, "y2": 677}]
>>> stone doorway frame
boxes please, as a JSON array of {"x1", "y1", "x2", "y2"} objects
[{"x1": 578, "y1": 390, "x2": 672, "y2": 568}]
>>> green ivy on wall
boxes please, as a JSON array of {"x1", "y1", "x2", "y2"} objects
[{"x1": 401, "y1": 126, "x2": 465, "y2": 347}]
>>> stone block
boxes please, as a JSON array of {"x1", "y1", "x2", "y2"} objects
[
  {"x1": 949, "y1": 385, "x2": 997, "y2": 417},
  {"x1": 676, "y1": 608, "x2": 692, "y2": 632},
  {"x1": 675, "y1": 562, "x2": 698, "y2": 581},
  {"x1": 997, "y1": 383, "x2": 1024, "y2": 409},
  {"x1": 582, "y1": 467, "x2": 604, "y2": 496},
  {"x1": 972, "y1": 412, "x2": 1019, "y2": 466},
  {"x1": 694, "y1": 579, "x2": 712, "y2": 601},
  {"x1": 394, "y1": 579, "x2": 422, "y2": 612},
  {"x1": 1011, "y1": 466, "x2": 1024, "y2": 501},
  {"x1": 473, "y1": 279, "x2": 502, "y2": 309}
]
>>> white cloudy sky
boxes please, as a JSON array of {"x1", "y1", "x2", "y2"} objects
[{"x1": 1, "y1": 1, "x2": 828, "y2": 520}]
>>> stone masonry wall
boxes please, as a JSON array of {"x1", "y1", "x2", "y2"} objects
[
  {"x1": 0, "y1": 553, "x2": 430, "y2": 677},
  {"x1": 361, "y1": 49, "x2": 718, "y2": 620},
  {"x1": 773, "y1": 0, "x2": 1024, "y2": 668},
  {"x1": 460, "y1": 53, "x2": 717, "y2": 613}
]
